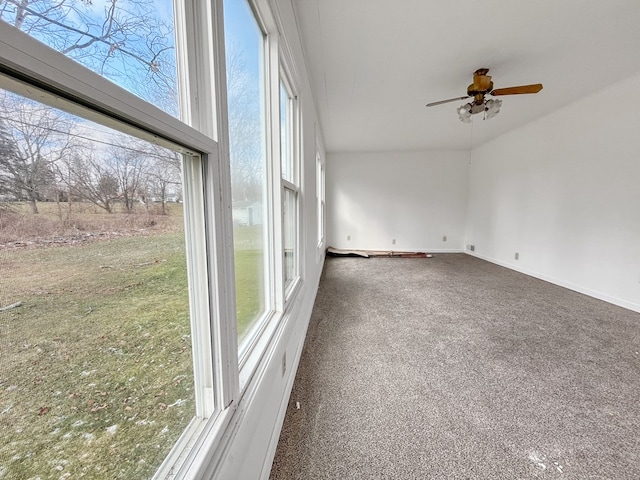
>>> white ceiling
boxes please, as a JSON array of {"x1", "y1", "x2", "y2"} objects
[{"x1": 292, "y1": 0, "x2": 640, "y2": 153}]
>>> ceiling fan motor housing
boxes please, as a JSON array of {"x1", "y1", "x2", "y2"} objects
[{"x1": 467, "y1": 68, "x2": 494, "y2": 97}]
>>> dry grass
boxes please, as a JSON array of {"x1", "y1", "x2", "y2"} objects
[
  {"x1": 0, "y1": 202, "x2": 193, "y2": 479},
  {"x1": 0, "y1": 201, "x2": 183, "y2": 247},
  {"x1": 0, "y1": 201, "x2": 265, "y2": 479}
]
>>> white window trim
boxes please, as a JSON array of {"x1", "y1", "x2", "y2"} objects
[
  {"x1": 317, "y1": 145, "x2": 326, "y2": 250},
  {"x1": 279, "y1": 64, "x2": 302, "y2": 301},
  {"x1": 234, "y1": 0, "x2": 304, "y2": 385},
  {"x1": 0, "y1": 12, "x2": 235, "y2": 479},
  {"x1": 1, "y1": 0, "x2": 314, "y2": 475},
  {"x1": 232, "y1": 0, "x2": 280, "y2": 368}
]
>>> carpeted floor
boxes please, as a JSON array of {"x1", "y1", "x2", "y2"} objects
[{"x1": 269, "y1": 254, "x2": 640, "y2": 479}]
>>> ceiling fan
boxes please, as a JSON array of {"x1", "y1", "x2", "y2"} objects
[{"x1": 426, "y1": 68, "x2": 543, "y2": 122}]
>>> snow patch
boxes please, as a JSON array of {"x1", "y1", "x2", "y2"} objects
[{"x1": 528, "y1": 451, "x2": 546, "y2": 470}]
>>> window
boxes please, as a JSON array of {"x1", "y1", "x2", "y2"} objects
[
  {"x1": 1, "y1": 4, "x2": 222, "y2": 478},
  {"x1": 224, "y1": 0, "x2": 271, "y2": 352},
  {"x1": 280, "y1": 77, "x2": 299, "y2": 291},
  {"x1": 316, "y1": 145, "x2": 325, "y2": 248},
  {"x1": 0, "y1": 88, "x2": 196, "y2": 479},
  {"x1": 1, "y1": 0, "x2": 310, "y2": 475}
]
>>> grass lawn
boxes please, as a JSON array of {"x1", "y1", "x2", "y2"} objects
[
  {"x1": 0, "y1": 203, "x2": 265, "y2": 479},
  {"x1": 233, "y1": 225, "x2": 265, "y2": 342},
  {"x1": 0, "y1": 233, "x2": 194, "y2": 479}
]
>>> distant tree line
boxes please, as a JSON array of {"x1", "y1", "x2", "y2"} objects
[{"x1": 0, "y1": 92, "x2": 182, "y2": 215}]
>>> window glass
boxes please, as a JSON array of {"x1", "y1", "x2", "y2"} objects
[
  {"x1": 280, "y1": 82, "x2": 293, "y2": 183},
  {"x1": 280, "y1": 79, "x2": 298, "y2": 287},
  {"x1": 0, "y1": 0, "x2": 179, "y2": 117},
  {"x1": 316, "y1": 150, "x2": 325, "y2": 245},
  {"x1": 0, "y1": 89, "x2": 194, "y2": 478},
  {"x1": 283, "y1": 187, "x2": 297, "y2": 285},
  {"x1": 223, "y1": 0, "x2": 269, "y2": 347}
]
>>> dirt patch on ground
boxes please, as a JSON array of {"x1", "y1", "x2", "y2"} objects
[{"x1": 0, "y1": 202, "x2": 183, "y2": 250}]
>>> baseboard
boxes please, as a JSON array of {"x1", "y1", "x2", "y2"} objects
[
  {"x1": 326, "y1": 247, "x2": 465, "y2": 255},
  {"x1": 466, "y1": 251, "x2": 640, "y2": 314}
]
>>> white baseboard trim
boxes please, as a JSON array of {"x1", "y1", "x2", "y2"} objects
[{"x1": 466, "y1": 251, "x2": 640, "y2": 314}]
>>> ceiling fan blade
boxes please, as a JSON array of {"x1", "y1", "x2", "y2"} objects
[
  {"x1": 426, "y1": 96, "x2": 470, "y2": 107},
  {"x1": 490, "y1": 84, "x2": 543, "y2": 96}
]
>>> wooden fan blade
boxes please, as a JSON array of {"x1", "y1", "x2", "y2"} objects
[
  {"x1": 426, "y1": 96, "x2": 470, "y2": 107},
  {"x1": 490, "y1": 84, "x2": 543, "y2": 96}
]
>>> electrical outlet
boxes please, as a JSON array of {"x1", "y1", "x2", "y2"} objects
[
  {"x1": 470, "y1": 245, "x2": 475, "y2": 252},
  {"x1": 443, "y1": 235, "x2": 447, "y2": 242},
  {"x1": 392, "y1": 239, "x2": 396, "y2": 245},
  {"x1": 347, "y1": 235, "x2": 351, "y2": 241},
  {"x1": 515, "y1": 252, "x2": 520, "y2": 260},
  {"x1": 281, "y1": 352, "x2": 286, "y2": 377}
]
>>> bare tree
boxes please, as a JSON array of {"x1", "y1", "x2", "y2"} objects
[
  {"x1": 68, "y1": 148, "x2": 119, "y2": 213},
  {"x1": 226, "y1": 43, "x2": 264, "y2": 203},
  {"x1": 146, "y1": 150, "x2": 182, "y2": 214},
  {"x1": 0, "y1": 0, "x2": 178, "y2": 114},
  {"x1": 0, "y1": 92, "x2": 77, "y2": 213},
  {"x1": 107, "y1": 137, "x2": 150, "y2": 213}
]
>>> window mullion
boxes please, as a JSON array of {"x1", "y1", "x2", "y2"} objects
[
  {"x1": 268, "y1": 34, "x2": 285, "y2": 313},
  {"x1": 209, "y1": 0, "x2": 240, "y2": 407},
  {"x1": 177, "y1": 0, "x2": 239, "y2": 410}
]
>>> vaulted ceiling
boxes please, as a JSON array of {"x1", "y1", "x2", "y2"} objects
[{"x1": 292, "y1": 0, "x2": 640, "y2": 153}]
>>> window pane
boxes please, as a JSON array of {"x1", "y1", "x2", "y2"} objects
[
  {"x1": 317, "y1": 152, "x2": 325, "y2": 244},
  {"x1": 283, "y1": 187, "x2": 297, "y2": 286},
  {"x1": 0, "y1": 89, "x2": 194, "y2": 478},
  {"x1": 280, "y1": 82, "x2": 293, "y2": 183},
  {"x1": 223, "y1": 0, "x2": 269, "y2": 347},
  {"x1": 0, "y1": 0, "x2": 179, "y2": 117}
]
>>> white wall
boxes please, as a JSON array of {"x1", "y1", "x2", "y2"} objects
[
  {"x1": 327, "y1": 150, "x2": 469, "y2": 252},
  {"x1": 466, "y1": 73, "x2": 640, "y2": 312}
]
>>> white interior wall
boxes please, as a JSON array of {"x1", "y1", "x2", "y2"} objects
[
  {"x1": 465, "y1": 73, "x2": 640, "y2": 312},
  {"x1": 326, "y1": 151, "x2": 469, "y2": 252}
]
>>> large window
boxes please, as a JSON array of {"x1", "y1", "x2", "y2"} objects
[
  {"x1": 316, "y1": 145, "x2": 325, "y2": 248},
  {"x1": 0, "y1": 3, "x2": 220, "y2": 477},
  {"x1": 0, "y1": 89, "x2": 195, "y2": 479},
  {"x1": 280, "y1": 78, "x2": 299, "y2": 290},
  {"x1": 1, "y1": 0, "x2": 309, "y2": 475},
  {"x1": 223, "y1": 0, "x2": 270, "y2": 350}
]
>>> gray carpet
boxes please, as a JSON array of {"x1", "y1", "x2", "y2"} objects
[{"x1": 269, "y1": 254, "x2": 640, "y2": 479}]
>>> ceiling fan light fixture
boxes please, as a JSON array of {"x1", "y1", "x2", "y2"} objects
[
  {"x1": 457, "y1": 103, "x2": 472, "y2": 122},
  {"x1": 428, "y1": 68, "x2": 542, "y2": 124},
  {"x1": 485, "y1": 98, "x2": 502, "y2": 120},
  {"x1": 456, "y1": 98, "x2": 503, "y2": 122}
]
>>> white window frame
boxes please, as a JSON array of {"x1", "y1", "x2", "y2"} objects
[
  {"x1": 228, "y1": 0, "x2": 281, "y2": 372},
  {"x1": 0, "y1": 6, "x2": 238, "y2": 477},
  {"x1": 233, "y1": 0, "x2": 304, "y2": 389},
  {"x1": 316, "y1": 141, "x2": 326, "y2": 251},
  {"x1": 279, "y1": 70, "x2": 301, "y2": 298},
  {"x1": 1, "y1": 0, "x2": 312, "y2": 475}
]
